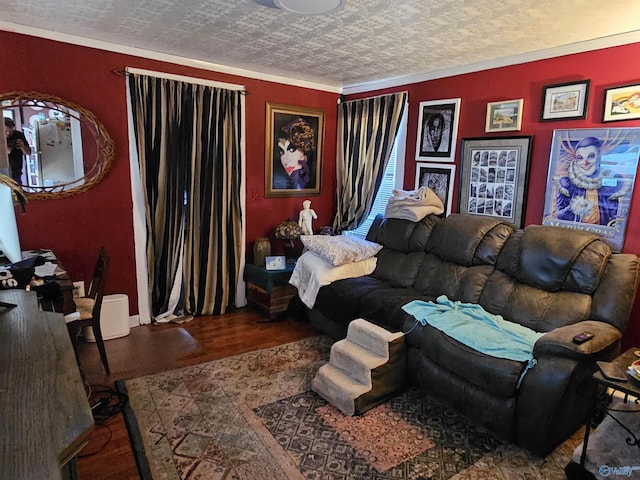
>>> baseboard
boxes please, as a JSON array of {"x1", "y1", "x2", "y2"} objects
[{"x1": 129, "y1": 314, "x2": 140, "y2": 327}]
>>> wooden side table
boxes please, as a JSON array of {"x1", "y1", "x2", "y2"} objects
[{"x1": 244, "y1": 263, "x2": 297, "y2": 321}]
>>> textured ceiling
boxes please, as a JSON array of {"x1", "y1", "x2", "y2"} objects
[{"x1": 2, "y1": 0, "x2": 640, "y2": 91}]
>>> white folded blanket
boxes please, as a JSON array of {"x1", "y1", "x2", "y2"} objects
[
  {"x1": 289, "y1": 251, "x2": 377, "y2": 309},
  {"x1": 385, "y1": 186, "x2": 444, "y2": 221}
]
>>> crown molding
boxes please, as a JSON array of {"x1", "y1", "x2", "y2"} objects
[
  {"x1": 0, "y1": 21, "x2": 343, "y2": 94},
  {"x1": 342, "y1": 30, "x2": 640, "y2": 95},
  {"x1": 3, "y1": 20, "x2": 640, "y2": 97}
]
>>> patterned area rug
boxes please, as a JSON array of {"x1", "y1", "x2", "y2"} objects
[{"x1": 118, "y1": 336, "x2": 581, "y2": 480}]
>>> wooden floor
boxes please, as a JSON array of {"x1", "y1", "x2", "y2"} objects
[{"x1": 76, "y1": 306, "x2": 317, "y2": 480}]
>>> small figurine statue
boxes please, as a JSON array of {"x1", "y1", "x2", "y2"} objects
[{"x1": 298, "y1": 199, "x2": 318, "y2": 235}]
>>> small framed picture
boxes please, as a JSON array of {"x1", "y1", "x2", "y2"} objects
[
  {"x1": 485, "y1": 99, "x2": 524, "y2": 133},
  {"x1": 602, "y1": 84, "x2": 640, "y2": 122},
  {"x1": 415, "y1": 98, "x2": 461, "y2": 162},
  {"x1": 265, "y1": 255, "x2": 287, "y2": 270},
  {"x1": 414, "y1": 163, "x2": 456, "y2": 216},
  {"x1": 540, "y1": 80, "x2": 590, "y2": 121}
]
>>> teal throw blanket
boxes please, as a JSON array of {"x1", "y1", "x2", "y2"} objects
[{"x1": 402, "y1": 295, "x2": 544, "y2": 385}]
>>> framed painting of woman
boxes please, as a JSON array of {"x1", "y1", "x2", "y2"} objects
[{"x1": 265, "y1": 103, "x2": 324, "y2": 197}]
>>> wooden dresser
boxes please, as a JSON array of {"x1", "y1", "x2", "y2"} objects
[{"x1": 0, "y1": 289, "x2": 94, "y2": 479}]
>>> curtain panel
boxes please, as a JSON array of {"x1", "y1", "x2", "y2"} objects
[
  {"x1": 332, "y1": 92, "x2": 407, "y2": 233},
  {"x1": 129, "y1": 73, "x2": 243, "y2": 318}
]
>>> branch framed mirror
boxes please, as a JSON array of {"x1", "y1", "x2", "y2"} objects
[{"x1": 1, "y1": 91, "x2": 114, "y2": 200}]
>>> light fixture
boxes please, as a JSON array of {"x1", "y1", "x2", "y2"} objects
[{"x1": 273, "y1": 0, "x2": 346, "y2": 15}]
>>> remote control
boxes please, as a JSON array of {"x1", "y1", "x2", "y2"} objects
[{"x1": 572, "y1": 332, "x2": 594, "y2": 344}]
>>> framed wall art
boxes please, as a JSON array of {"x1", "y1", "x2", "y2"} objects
[
  {"x1": 602, "y1": 84, "x2": 640, "y2": 122},
  {"x1": 265, "y1": 102, "x2": 324, "y2": 197},
  {"x1": 414, "y1": 162, "x2": 456, "y2": 216},
  {"x1": 540, "y1": 80, "x2": 590, "y2": 121},
  {"x1": 541, "y1": 128, "x2": 640, "y2": 252},
  {"x1": 458, "y1": 136, "x2": 532, "y2": 228},
  {"x1": 485, "y1": 99, "x2": 524, "y2": 133},
  {"x1": 415, "y1": 98, "x2": 461, "y2": 162}
]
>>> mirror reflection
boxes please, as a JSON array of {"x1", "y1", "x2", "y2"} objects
[{"x1": 1, "y1": 92, "x2": 114, "y2": 200}]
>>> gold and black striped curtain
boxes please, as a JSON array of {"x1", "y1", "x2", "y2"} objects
[
  {"x1": 129, "y1": 73, "x2": 243, "y2": 317},
  {"x1": 332, "y1": 92, "x2": 407, "y2": 233}
]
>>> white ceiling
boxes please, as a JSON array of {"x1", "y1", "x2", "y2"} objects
[{"x1": 2, "y1": 0, "x2": 640, "y2": 93}]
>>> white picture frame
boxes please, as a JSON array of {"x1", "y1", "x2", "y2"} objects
[
  {"x1": 602, "y1": 83, "x2": 640, "y2": 122},
  {"x1": 414, "y1": 162, "x2": 456, "y2": 216},
  {"x1": 415, "y1": 98, "x2": 461, "y2": 162},
  {"x1": 265, "y1": 255, "x2": 286, "y2": 270}
]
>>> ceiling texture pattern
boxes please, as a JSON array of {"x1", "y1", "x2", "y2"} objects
[{"x1": 1, "y1": 0, "x2": 640, "y2": 91}]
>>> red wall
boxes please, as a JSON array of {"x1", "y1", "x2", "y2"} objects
[
  {"x1": 1, "y1": 30, "x2": 338, "y2": 317},
  {"x1": 4, "y1": 29, "x2": 640, "y2": 347},
  {"x1": 350, "y1": 42, "x2": 640, "y2": 348}
]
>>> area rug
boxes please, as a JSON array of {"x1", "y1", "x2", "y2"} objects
[{"x1": 117, "y1": 336, "x2": 580, "y2": 480}]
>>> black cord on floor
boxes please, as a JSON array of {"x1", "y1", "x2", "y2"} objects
[
  {"x1": 77, "y1": 423, "x2": 113, "y2": 458},
  {"x1": 89, "y1": 384, "x2": 128, "y2": 422},
  {"x1": 78, "y1": 384, "x2": 129, "y2": 458}
]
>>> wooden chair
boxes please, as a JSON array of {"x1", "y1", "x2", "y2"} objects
[{"x1": 66, "y1": 247, "x2": 111, "y2": 375}]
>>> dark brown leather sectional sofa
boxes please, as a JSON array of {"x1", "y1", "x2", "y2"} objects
[{"x1": 308, "y1": 213, "x2": 640, "y2": 455}]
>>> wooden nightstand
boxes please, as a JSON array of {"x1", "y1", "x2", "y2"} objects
[{"x1": 244, "y1": 263, "x2": 297, "y2": 321}]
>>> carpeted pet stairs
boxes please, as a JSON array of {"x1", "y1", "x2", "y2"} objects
[{"x1": 312, "y1": 318, "x2": 407, "y2": 415}]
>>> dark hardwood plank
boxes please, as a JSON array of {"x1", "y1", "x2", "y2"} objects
[{"x1": 76, "y1": 307, "x2": 316, "y2": 479}]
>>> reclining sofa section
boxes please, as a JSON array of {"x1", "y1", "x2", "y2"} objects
[{"x1": 309, "y1": 213, "x2": 640, "y2": 456}]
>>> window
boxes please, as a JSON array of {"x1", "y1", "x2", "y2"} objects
[{"x1": 346, "y1": 105, "x2": 407, "y2": 237}]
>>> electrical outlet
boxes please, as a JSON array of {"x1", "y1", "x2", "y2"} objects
[{"x1": 73, "y1": 281, "x2": 85, "y2": 298}]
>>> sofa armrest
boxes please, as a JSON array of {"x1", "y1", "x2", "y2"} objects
[{"x1": 534, "y1": 320, "x2": 622, "y2": 359}]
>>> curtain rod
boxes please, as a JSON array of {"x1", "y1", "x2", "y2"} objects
[
  {"x1": 339, "y1": 90, "x2": 408, "y2": 104},
  {"x1": 112, "y1": 69, "x2": 248, "y2": 95}
]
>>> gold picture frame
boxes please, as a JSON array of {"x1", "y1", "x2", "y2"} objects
[
  {"x1": 485, "y1": 99, "x2": 524, "y2": 133},
  {"x1": 265, "y1": 102, "x2": 324, "y2": 197}
]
